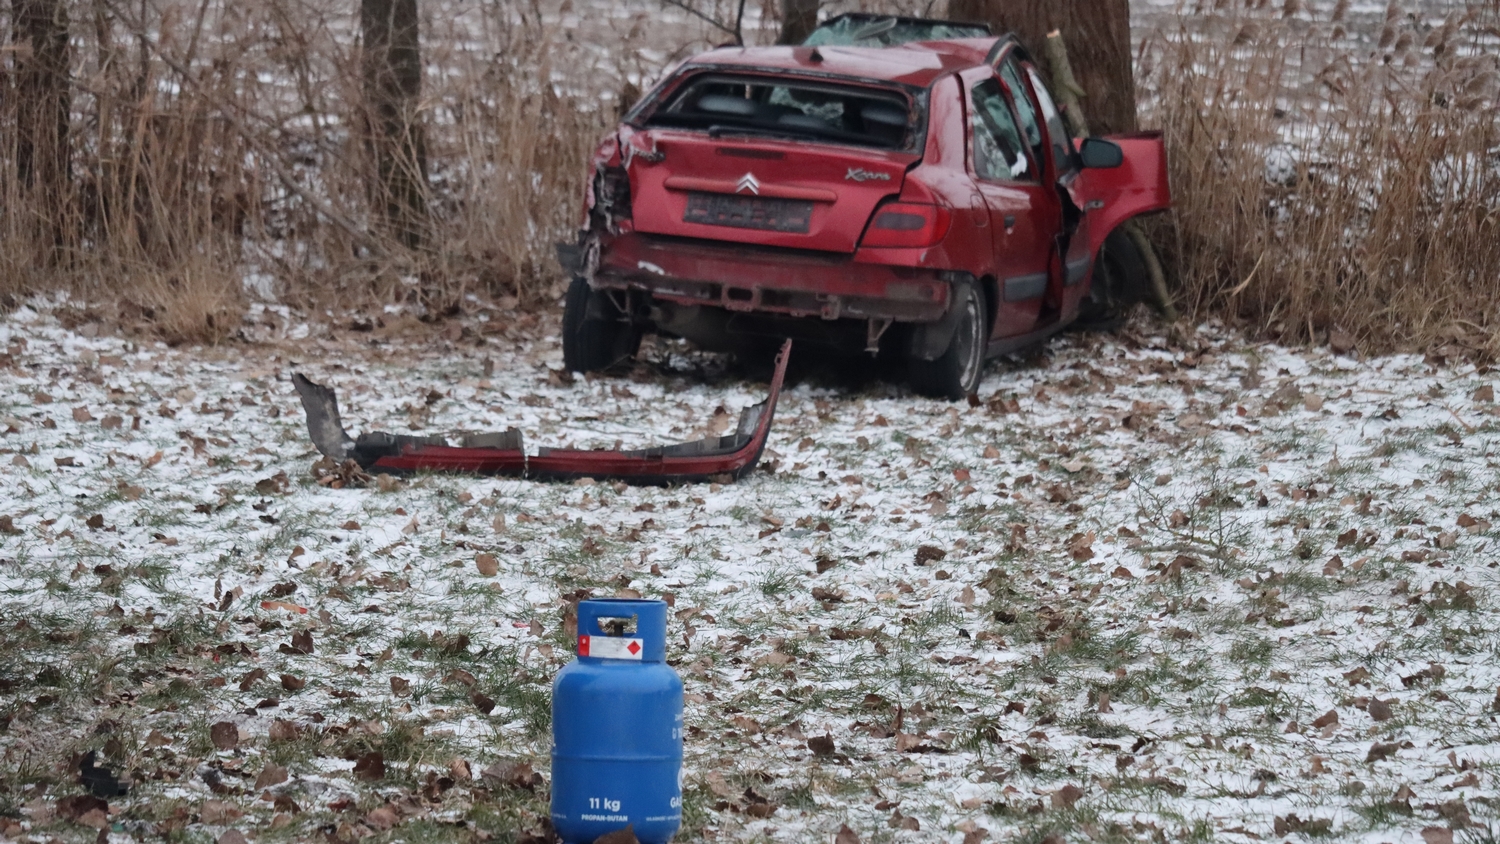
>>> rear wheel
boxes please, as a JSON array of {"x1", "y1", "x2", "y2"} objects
[
  {"x1": 562, "y1": 278, "x2": 641, "y2": 373},
  {"x1": 909, "y1": 281, "x2": 987, "y2": 400},
  {"x1": 1076, "y1": 228, "x2": 1148, "y2": 331}
]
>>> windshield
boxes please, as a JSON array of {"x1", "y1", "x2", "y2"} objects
[
  {"x1": 802, "y1": 15, "x2": 990, "y2": 47},
  {"x1": 644, "y1": 73, "x2": 921, "y2": 152}
]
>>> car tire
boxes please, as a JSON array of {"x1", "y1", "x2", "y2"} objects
[
  {"x1": 909, "y1": 280, "x2": 987, "y2": 401},
  {"x1": 562, "y1": 278, "x2": 640, "y2": 373},
  {"x1": 1076, "y1": 228, "x2": 1148, "y2": 331}
]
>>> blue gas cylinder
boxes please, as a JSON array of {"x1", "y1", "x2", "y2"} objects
[{"x1": 551, "y1": 598, "x2": 683, "y2": 844}]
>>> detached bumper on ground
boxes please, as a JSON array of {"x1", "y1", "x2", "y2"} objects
[{"x1": 291, "y1": 340, "x2": 790, "y2": 485}]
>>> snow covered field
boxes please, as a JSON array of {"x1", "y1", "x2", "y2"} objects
[{"x1": 2, "y1": 300, "x2": 1498, "y2": 843}]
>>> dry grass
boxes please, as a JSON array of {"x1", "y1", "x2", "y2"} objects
[
  {"x1": 2, "y1": 0, "x2": 1497, "y2": 353},
  {"x1": 0, "y1": 0, "x2": 636, "y2": 337},
  {"x1": 1139, "y1": 0, "x2": 1500, "y2": 354}
]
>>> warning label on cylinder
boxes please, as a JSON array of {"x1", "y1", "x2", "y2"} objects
[{"x1": 578, "y1": 635, "x2": 644, "y2": 660}]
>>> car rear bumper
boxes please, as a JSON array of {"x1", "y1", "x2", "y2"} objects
[{"x1": 595, "y1": 233, "x2": 950, "y2": 322}]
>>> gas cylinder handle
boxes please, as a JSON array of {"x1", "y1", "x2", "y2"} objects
[{"x1": 594, "y1": 615, "x2": 638, "y2": 636}]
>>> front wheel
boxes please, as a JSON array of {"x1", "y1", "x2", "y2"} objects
[
  {"x1": 561, "y1": 278, "x2": 641, "y2": 373},
  {"x1": 1076, "y1": 228, "x2": 1148, "y2": 331},
  {"x1": 909, "y1": 281, "x2": 987, "y2": 400}
]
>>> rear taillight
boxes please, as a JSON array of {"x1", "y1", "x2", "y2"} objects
[
  {"x1": 860, "y1": 202, "x2": 951, "y2": 248},
  {"x1": 596, "y1": 166, "x2": 632, "y2": 220}
]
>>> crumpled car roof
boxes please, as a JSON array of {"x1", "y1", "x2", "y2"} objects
[{"x1": 680, "y1": 39, "x2": 999, "y2": 89}]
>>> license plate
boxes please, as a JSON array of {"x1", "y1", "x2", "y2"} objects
[{"x1": 684, "y1": 192, "x2": 813, "y2": 234}]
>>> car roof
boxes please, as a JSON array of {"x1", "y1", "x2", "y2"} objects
[{"x1": 679, "y1": 38, "x2": 1011, "y2": 89}]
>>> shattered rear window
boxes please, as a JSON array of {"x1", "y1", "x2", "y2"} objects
[
  {"x1": 802, "y1": 15, "x2": 990, "y2": 47},
  {"x1": 644, "y1": 73, "x2": 920, "y2": 152}
]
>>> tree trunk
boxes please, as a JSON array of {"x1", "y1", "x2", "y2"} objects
[
  {"x1": 947, "y1": 0, "x2": 1137, "y2": 136},
  {"x1": 13, "y1": 0, "x2": 72, "y2": 257},
  {"x1": 776, "y1": 0, "x2": 818, "y2": 45},
  {"x1": 361, "y1": 0, "x2": 428, "y2": 249}
]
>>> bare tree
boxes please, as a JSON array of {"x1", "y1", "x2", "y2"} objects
[
  {"x1": 947, "y1": 0, "x2": 1137, "y2": 136},
  {"x1": 361, "y1": 0, "x2": 428, "y2": 249},
  {"x1": 777, "y1": 0, "x2": 818, "y2": 45},
  {"x1": 13, "y1": 0, "x2": 72, "y2": 256}
]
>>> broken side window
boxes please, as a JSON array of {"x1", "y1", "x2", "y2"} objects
[{"x1": 970, "y1": 78, "x2": 1029, "y2": 182}]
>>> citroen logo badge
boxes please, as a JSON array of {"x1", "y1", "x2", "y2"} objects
[{"x1": 736, "y1": 172, "x2": 761, "y2": 195}]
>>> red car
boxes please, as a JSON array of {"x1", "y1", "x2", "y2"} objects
[{"x1": 560, "y1": 14, "x2": 1170, "y2": 399}]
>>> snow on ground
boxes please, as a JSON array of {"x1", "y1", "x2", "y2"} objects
[{"x1": 1, "y1": 301, "x2": 1499, "y2": 843}]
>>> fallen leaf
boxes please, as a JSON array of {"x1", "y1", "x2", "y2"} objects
[
  {"x1": 1368, "y1": 699, "x2": 1394, "y2": 722},
  {"x1": 280, "y1": 674, "x2": 305, "y2": 691},
  {"x1": 390, "y1": 676, "x2": 411, "y2": 696},
  {"x1": 705, "y1": 771, "x2": 735, "y2": 798},
  {"x1": 365, "y1": 805, "x2": 399, "y2": 831},
  {"x1": 835, "y1": 824, "x2": 862, "y2": 844},
  {"x1": 808, "y1": 734, "x2": 835, "y2": 756},
  {"x1": 1311, "y1": 709, "x2": 1339, "y2": 729},
  {"x1": 353, "y1": 751, "x2": 385, "y2": 781},
  {"x1": 269, "y1": 720, "x2": 299, "y2": 742},
  {"x1": 1422, "y1": 829, "x2": 1454, "y2": 844},
  {"x1": 210, "y1": 721, "x2": 238, "y2": 751},
  {"x1": 260, "y1": 601, "x2": 307, "y2": 614},
  {"x1": 914, "y1": 545, "x2": 946, "y2": 566},
  {"x1": 254, "y1": 763, "x2": 288, "y2": 789},
  {"x1": 217, "y1": 831, "x2": 248, "y2": 844},
  {"x1": 56, "y1": 794, "x2": 108, "y2": 822},
  {"x1": 1066, "y1": 531, "x2": 1095, "y2": 561},
  {"x1": 482, "y1": 760, "x2": 542, "y2": 791},
  {"x1": 282, "y1": 630, "x2": 314, "y2": 655},
  {"x1": 475, "y1": 553, "x2": 498, "y2": 577},
  {"x1": 593, "y1": 826, "x2": 639, "y2": 844},
  {"x1": 200, "y1": 799, "x2": 241, "y2": 823},
  {"x1": 1051, "y1": 783, "x2": 1084, "y2": 808}
]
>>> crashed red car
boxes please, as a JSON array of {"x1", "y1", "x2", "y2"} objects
[{"x1": 560, "y1": 14, "x2": 1171, "y2": 399}]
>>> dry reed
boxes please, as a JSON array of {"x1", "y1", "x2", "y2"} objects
[{"x1": 1139, "y1": 0, "x2": 1500, "y2": 354}]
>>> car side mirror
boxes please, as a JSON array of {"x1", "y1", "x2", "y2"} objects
[{"x1": 1079, "y1": 138, "x2": 1124, "y2": 169}]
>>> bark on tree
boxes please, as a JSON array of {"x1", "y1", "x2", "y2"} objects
[
  {"x1": 361, "y1": 0, "x2": 428, "y2": 249},
  {"x1": 776, "y1": 0, "x2": 818, "y2": 45},
  {"x1": 13, "y1": 0, "x2": 72, "y2": 255},
  {"x1": 947, "y1": 0, "x2": 1137, "y2": 136}
]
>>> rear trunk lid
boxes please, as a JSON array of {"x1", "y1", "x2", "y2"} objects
[
  {"x1": 627, "y1": 133, "x2": 916, "y2": 253},
  {"x1": 622, "y1": 71, "x2": 924, "y2": 253}
]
